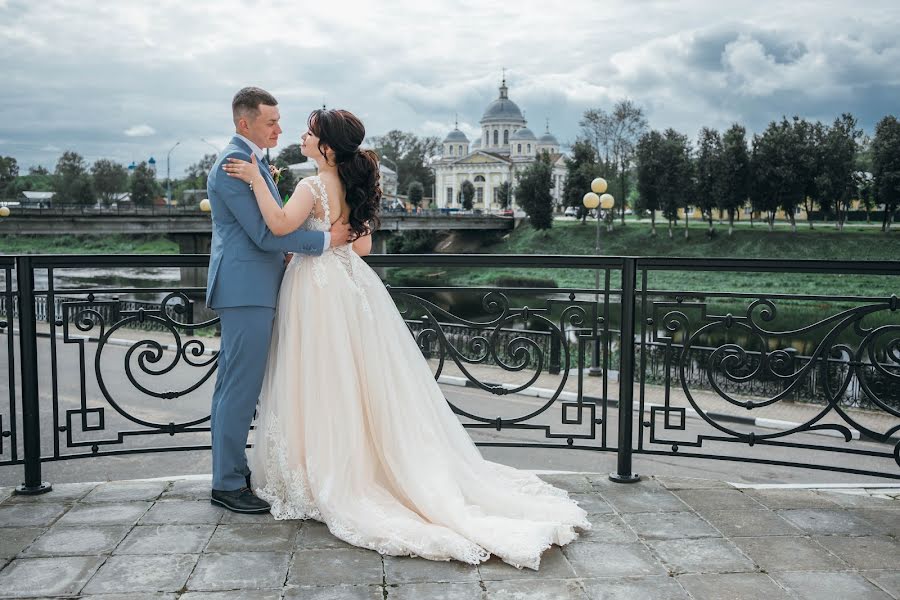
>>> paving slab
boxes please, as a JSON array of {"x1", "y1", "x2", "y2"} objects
[
  {"x1": 577, "y1": 513, "x2": 639, "y2": 544},
  {"x1": 772, "y1": 570, "x2": 894, "y2": 600},
  {"x1": 813, "y1": 536, "x2": 900, "y2": 570},
  {"x1": 536, "y1": 473, "x2": 593, "y2": 493},
  {"x1": 581, "y1": 576, "x2": 689, "y2": 600},
  {"x1": 676, "y1": 572, "x2": 791, "y2": 600},
  {"x1": 205, "y1": 522, "x2": 299, "y2": 552},
  {"x1": 287, "y1": 548, "x2": 384, "y2": 586},
  {"x1": 387, "y1": 582, "x2": 484, "y2": 600},
  {"x1": 596, "y1": 487, "x2": 688, "y2": 513},
  {"x1": 81, "y1": 480, "x2": 169, "y2": 503},
  {"x1": 569, "y1": 493, "x2": 614, "y2": 515},
  {"x1": 478, "y1": 546, "x2": 575, "y2": 581},
  {"x1": 295, "y1": 520, "x2": 355, "y2": 549},
  {"x1": 817, "y1": 491, "x2": 900, "y2": 509},
  {"x1": 187, "y1": 551, "x2": 291, "y2": 591},
  {"x1": 181, "y1": 591, "x2": 282, "y2": 600},
  {"x1": 159, "y1": 477, "x2": 213, "y2": 501},
  {"x1": 484, "y1": 578, "x2": 589, "y2": 599},
  {"x1": 0, "y1": 526, "x2": 44, "y2": 558},
  {"x1": 55, "y1": 500, "x2": 151, "y2": 527},
  {"x1": 82, "y1": 553, "x2": 199, "y2": 594},
  {"x1": 2, "y1": 482, "x2": 96, "y2": 504},
  {"x1": 0, "y1": 502, "x2": 69, "y2": 527},
  {"x1": 22, "y1": 524, "x2": 131, "y2": 557},
  {"x1": 563, "y1": 542, "x2": 667, "y2": 578},
  {"x1": 622, "y1": 511, "x2": 721, "y2": 540},
  {"x1": 742, "y1": 488, "x2": 842, "y2": 509},
  {"x1": 384, "y1": 554, "x2": 479, "y2": 584},
  {"x1": 673, "y1": 489, "x2": 764, "y2": 512},
  {"x1": 283, "y1": 586, "x2": 384, "y2": 600},
  {"x1": 80, "y1": 594, "x2": 177, "y2": 600},
  {"x1": 114, "y1": 524, "x2": 216, "y2": 555},
  {"x1": 0, "y1": 487, "x2": 12, "y2": 504},
  {"x1": 732, "y1": 536, "x2": 848, "y2": 571},
  {"x1": 656, "y1": 477, "x2": 734, "y2": 490},
  {"x1": 649, "y1": 538, "x2": 755, "y2": 575},
  {"x1": 863, "y1": 570, "x2": 900, "y2": 598},
  {"x1": 777, "y1": 508, "x2": 882, "y2": 536},
  {"x1": 138, "y1": 499, "x2": 224, "y2": 525},
  {"x1": 0, "y1": 555, "x2": 104, "y2": 597},
  {"x1": 849, "y1": 508, "x2": 900, "y2": 537},
  {"x1": 700, "y1": 509, "x2": 801, "y2": 537},
  {"x1": 219, "y1": 508, "x2": 279, "y2": 524}
]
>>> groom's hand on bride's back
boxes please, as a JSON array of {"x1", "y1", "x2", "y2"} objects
[{"x1": 329, "y1": 221, "x2": 352, "y2": 247}]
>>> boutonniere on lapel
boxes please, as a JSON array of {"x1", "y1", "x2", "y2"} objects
[{"x1": 269, "y1": 164, "x2": 284, "y2": 184}]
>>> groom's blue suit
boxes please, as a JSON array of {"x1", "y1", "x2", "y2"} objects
[{"x1": 206, "y1": 136, "x2": 326, "y2": 491}]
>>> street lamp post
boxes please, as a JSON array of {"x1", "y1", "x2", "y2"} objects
[
  {"x1": 583, "y1": 178, "x2": 615, "y2": 376},
  {"x1": 166, "y1": 141, "x2": 181, "y2": 206}
]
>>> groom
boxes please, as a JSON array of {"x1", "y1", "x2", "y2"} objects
[{"x1": 205, "y1": 87, "x2": 350, "y2": 513}]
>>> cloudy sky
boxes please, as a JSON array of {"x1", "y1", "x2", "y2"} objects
[{"x1": 1, "y1": 0, "x2": 898, "y2": 176}]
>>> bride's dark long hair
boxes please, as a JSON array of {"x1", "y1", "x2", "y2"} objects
[{"x1": 307, "y1": 109, "x2": 381, "y2": 239}]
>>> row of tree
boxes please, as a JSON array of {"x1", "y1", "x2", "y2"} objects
[{"x1": 562, "y1": 106, "x2": 900, "y2": 235}]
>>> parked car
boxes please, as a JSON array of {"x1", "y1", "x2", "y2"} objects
[
  {"x1": 499, "y1": 209, "x2": 514, "y2": 217},
  {"x1": 564, "y1": 206, "x2": 578, "y2": 217}
]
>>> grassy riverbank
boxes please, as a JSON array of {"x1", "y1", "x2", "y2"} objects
[
  {"x1": 387, "y1": 221, "x2": 900, "y2": 298},
  {"x1": 0, "y1": 234, "x2": 179, "y2": 255}
]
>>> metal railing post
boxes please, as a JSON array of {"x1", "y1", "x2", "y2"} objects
[
  {"x1": 14, "y1": 256, "x2": 51, "y2": 494},
  {"x1": 611, "y1": 257, "x2": 640, "y2": 483}
]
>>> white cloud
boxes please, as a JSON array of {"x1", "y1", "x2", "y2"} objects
[
  {"x1": 1, "y1": 0, "x2": 898, "y2": 172},
  {"x1": 124, "y1": 125, "x2": 156, "y2": 137}
]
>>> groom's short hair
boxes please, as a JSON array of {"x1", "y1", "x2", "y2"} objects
[{"x1": 232, "y1": 87, "x2": 278, "y2": 122}]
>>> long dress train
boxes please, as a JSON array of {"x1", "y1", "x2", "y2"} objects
[{"x1": 249, "y1": 176, "x2": 590, "y2": 569}]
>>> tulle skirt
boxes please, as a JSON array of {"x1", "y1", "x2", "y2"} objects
[{"x1": 249, "y1": 246, "x2": 590, "y2": 569}]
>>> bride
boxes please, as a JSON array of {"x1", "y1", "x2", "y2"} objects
[{"x1": 221, "y1": 108, "x2": 589, "y2": 569}]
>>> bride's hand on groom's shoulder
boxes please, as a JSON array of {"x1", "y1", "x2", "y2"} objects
[{"x1": 223, "y1": 156, "x2": 260, "y2": 185}]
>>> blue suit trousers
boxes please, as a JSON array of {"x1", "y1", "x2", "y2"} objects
[{"x1": 210, "y1": 306, "x2": 275, "y2": 491}]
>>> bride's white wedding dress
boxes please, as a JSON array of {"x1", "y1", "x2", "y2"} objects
[{"x1": 249, "y1": 176, "x2": 589, "y2": 569}]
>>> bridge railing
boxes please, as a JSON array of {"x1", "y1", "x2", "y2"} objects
[{"x1": 1, "y1": 253, "x2": 898, "y2": 495}]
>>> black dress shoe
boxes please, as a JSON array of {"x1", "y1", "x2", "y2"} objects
[{"x1": 211, "y1": 487, "x2": 271, "y2": 514}]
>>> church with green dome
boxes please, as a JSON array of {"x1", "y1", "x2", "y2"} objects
[{"x1": 431, "y1": 76, "x2": 566, "y2": 212}]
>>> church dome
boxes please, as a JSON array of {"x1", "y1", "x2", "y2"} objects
[
  {"x1": 539, "y1": 132, "x2": 559, "y2": 145},
  {"x1": 480, "y1": 78, "x2": 526, "y2": 124},
  {"x1": 510, "y1": 127, "x2": 537, "y2": 141},
  {"x1": 443, "y1": 129, "x2": 469, "y2": 143}
]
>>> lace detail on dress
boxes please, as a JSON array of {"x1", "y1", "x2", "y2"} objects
[{"x1": 255, "y1": 416, "x2": 321, "y2": 521}]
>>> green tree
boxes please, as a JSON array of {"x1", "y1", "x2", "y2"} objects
[
  {"x1": 750, "y1": 119, "x2": 803, "y2": 232},
  {"x1": 496, "y1": 181, "x2": 512, "y2": 209},
  {"x1": 275, "y1": 143, "x2": 306, "y2": 167},
  {"x1": 90, "y1": 159, "x2": 129, "y2": 207},
  {"x1": 872, "y1": 115, "x2": 900, "y2": 232},
  {"x1": 186, "y1": 153, "x2": 218, "y2": 190},
  {"x1": 407, "y1": 180, "x2": 424, "y2": 208},
  {"x1": 636, "y1": 130, "x2": 665, "y2": 236},
  {"x1": 53, "y1": 151, "x2": 94, "y2": 206},
  {"x1": 276, "y1": 166, "x2": 296, "y2": 202},
  {"x1": 130, "y1": 161, "x2": 160, "y2": 206},
  {"x1": 817, "y1": 114, "x2": 862, "y2": 231},
  {"x1": 656, "y1": 129, "x2": 693, "y2": 239},
  {"x1": 369, "y1": 130, "x2": 440, "y2": 194},
  {"x1": 515, "y1": 153, "x2": 554, "y2": 230},
  {"x1": 610, "y1": 100, "x2": 648, "y2": 224},
  {"x1": 563, "y1": 140, "x2": 601, "y2": 221},
  {"x1": 0, "y1": 156, "x2": 19, "y2": 196},
  {"x1": 719, "y1": 124, "x2": 750, "y2": 236},
  {"x1": 460, "y1": 179, "x2": 475, "y2": 210},
  {"x1": 695, "y1": 127, "x2": 724, "y2": 235}
]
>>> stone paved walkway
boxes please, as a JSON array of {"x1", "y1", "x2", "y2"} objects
[{"x1": 0, "y1": 473, "x2": 898, "y2": 599}]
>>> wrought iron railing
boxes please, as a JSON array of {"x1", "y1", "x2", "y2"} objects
[{"x1": 0, "y1": 253, "x2": 898, "y2": 496}]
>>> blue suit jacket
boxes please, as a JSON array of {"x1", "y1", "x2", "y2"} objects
[{"x1": 206, "y1": 136, "x2": 326, "y2": 309}]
